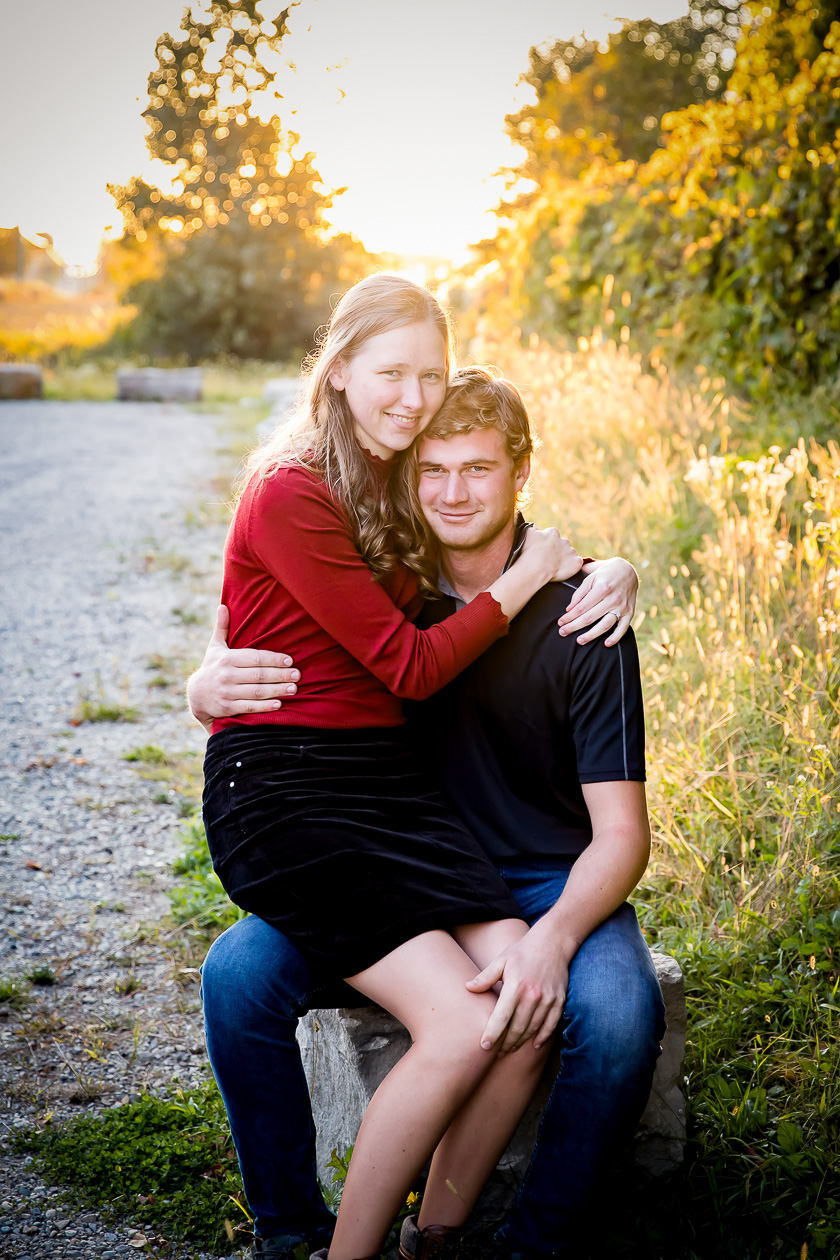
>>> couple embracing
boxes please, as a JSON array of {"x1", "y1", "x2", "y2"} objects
[{"x1": 189, "y1": 275, "x2": 666, "y2": 1260}]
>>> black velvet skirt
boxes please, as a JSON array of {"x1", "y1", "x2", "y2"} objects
[{"x1": 202, "y1": 725, "x2": 523, "y2": 982}]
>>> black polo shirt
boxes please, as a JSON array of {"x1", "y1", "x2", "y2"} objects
[{"x1": 407, "y1": 528, "x2": 646, "y2": 865}]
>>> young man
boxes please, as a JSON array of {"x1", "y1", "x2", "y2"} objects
[{"x1": 189, "y1": 367, "x2": 665, "y2": 1260}]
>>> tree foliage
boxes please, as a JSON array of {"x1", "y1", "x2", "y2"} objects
[
  {"x1": 505, "y1": 0, "x2": 745, "y2": 185},
  {"x1": 111, "y1": 0, "x2": 366, "y2": 361},
  {"x1": 479, "y1": 0, "x2": 840, "y2": 389}
]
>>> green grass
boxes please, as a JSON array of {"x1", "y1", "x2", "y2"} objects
[
  {"x1": 123, "y1": 744, "x2": 172, "y2": 765},
  {"x1": 168, "y1": 813, "x2": 245, "y2": 935},
  {"x1": 71, "y1": 676, "x2": 140, "y2": 725},
  {"x1": 0, "y1": 977, "x2": 29, "y2": 1009},
  {"x1": 114, "y1": 972, "x2": 144, "y2": 997},
  {"x1": 123, "y1": 745, "x2": 203, "y2": 815},
  {"x1": 43, "y1": 359, "x2": 123, "y2": 401},
  {"x1": 605, "y1": 888, "x2": 840, "y2": 1257},
  {"x1": 171, "y1": 606, "x2": 203, "y2": 625},
  {"x1": 10, "y1": 1086, "x2": 247, "y2": 1254},
  {"x1": 71, "y1": 697, "x2": 140, "y2": 724},
  {"x1": 27, "y1": 965, "x2": 57, "y2": 987}
]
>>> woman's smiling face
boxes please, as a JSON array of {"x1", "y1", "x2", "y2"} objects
[{"x1": 328, "y1": 320, "x2": 448, "y2": 459}]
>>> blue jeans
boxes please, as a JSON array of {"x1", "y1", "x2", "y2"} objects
[{"x1": 201, "y1": 863, "x2": 666, "y2": 1256}]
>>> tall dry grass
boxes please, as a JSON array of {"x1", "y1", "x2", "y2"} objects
[{"x1": 470, "y1": 326, "x2": 839, "y2": 1256}]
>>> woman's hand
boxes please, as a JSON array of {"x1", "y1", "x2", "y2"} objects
[
  {"x1": 557, "y1": 557, "x2": 638, "y2": 646},
  {"x1": 519, "y1": 526, "x2": 583, "y2": 584}
]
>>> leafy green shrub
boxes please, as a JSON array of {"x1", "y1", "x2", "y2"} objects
[
  {"x1": 11, "y1": 1086, "x2": 245, "y2": 1253},
  {"x1": 480, "y1": 0, "x2": 840, "y2": 391}
]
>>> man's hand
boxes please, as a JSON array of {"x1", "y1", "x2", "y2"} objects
[
  {"x1": 466, "y1": 915, "x2": 573, "y2": 1055},
  {"x1": 186, "y1": 606, "x2": 300, "y2": 733},
  {"x1": 558, "y1": 557, "x2": 638, "y2": 646}
]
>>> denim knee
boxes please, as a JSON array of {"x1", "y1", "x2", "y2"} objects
[
  {"x1": 564, "y1": 948, "x2": 665, "y2": 1083},
  {"x1": 201, "y1": 915, "x2": 312, "y2": 1028}
]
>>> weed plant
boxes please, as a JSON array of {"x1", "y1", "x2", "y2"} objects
[
  {"x1": 27, "y1": 965, "x2": 56, "y2": 986},
  {"x1": 0, "y1": 977, "x2": 29, "y2": 1010},
  {"x1": 71, "y1": 675, "x2": 140, "y2": 725}
]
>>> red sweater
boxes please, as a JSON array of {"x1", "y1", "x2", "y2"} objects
[{"x1": 213, "y1": 463, "x2": 509, "y2": 732}]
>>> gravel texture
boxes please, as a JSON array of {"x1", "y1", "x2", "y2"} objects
[{"x1": 0, "y1": 400, "x2": 237, "y2": 1259}]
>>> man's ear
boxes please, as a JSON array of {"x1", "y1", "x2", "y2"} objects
[
  {"x1": 514, "y1": 456, "x2": 531, "y2": 495},
  {"x1": 328, "y1": 361, "x2": 346, "y2": 392}
]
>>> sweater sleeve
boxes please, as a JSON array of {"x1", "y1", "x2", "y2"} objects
[{"x1": 247, "y1": 470, "x2": 509, "y2": 700}]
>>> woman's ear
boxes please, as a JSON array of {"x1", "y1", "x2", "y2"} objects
[{"x1": 328, "y1": 361, "x2": 346, "y2": 392}]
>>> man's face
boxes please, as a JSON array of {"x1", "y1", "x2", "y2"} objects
[{"x1": 417, "y1": 427, "x2": 530, "y2": 551}]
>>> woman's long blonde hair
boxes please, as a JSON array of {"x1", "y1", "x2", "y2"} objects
[{"x1": 245, "y1": 274, "x2": 454, "y2": 595}]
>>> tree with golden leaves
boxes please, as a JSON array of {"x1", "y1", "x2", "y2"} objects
[{"x1": 111, "y1": 1, "x2": 366, "y2": 361}]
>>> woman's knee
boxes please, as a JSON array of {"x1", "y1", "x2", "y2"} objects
[{"x1": 411, "y1": 990, "x2": 496, "y2": 1065}]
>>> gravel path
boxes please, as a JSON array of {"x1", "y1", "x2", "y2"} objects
[{"x1": 0, "y1": 400, "x2": 238, "y2": 1259}]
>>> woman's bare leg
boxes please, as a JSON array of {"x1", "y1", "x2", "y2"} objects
[
  {"x1": 418, "y1": 920, "x2": 553, "y2": 1230},
  {"x1": 327, "y1": 927, "x2": 518, "y2": 1260}
]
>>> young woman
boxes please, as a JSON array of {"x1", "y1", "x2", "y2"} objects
[{"x1": 202, "y1": 275, "x2": 618, "y2": 1260}]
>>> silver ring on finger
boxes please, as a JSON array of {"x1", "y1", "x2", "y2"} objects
[{"x1": 608, "y1": 609, "x2": 621, "y2": 625}]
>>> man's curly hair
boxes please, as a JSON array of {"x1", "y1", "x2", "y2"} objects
[{"x1": 423, "y1": 364, "x2": 536, "y2": 466}]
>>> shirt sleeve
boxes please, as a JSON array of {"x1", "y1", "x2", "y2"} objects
[
  {"x1": 246, "y1": 469, "x2": 509, "y2": 701},
  {"x1": 567, "y1": 629, "x2": 646, "y2": 782}
]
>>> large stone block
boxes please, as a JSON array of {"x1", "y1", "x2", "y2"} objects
[
  {"x1": 116, "y1": 367, "x2": 203, "y2": 402},
  {"x1": 297, "y1": 950, "x2": 686, "y2": 1205},
  {"x1": 636, "y1": 951, "x2": 687, "y2": 1177},
  {"x1": 0, "y1": 363, "x2": 43, "y2": 399}
]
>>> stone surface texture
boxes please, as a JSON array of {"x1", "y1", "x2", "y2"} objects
[
  {"x1": 116, "y1": 368, "x2": 203, "y2": 403},
  {"x1": 298, "y1": 950, "x2": 686, "y2": 1208},
  {"x1": 0, "y1": 364, "x2": 43, "y2": 400},
  {"x1": 636, "y1": 951, "x2": 688, "y2": 1176}
]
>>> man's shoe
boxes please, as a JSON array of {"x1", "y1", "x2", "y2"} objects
[
  {"x1": 251, "y1": 1234, "x2": 309, "y2": 1259},
  {"x1": 399, "y1": 1214, "x2": 464, "y2": 1259}
]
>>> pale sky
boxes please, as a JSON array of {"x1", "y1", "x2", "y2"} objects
[{"x1": 0, "y1": 0, "x2": 689, "y2": 269}]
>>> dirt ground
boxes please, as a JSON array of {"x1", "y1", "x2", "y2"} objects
[{"x1": 0, "y1": 398, "x2": 235, "y2": 1258}]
